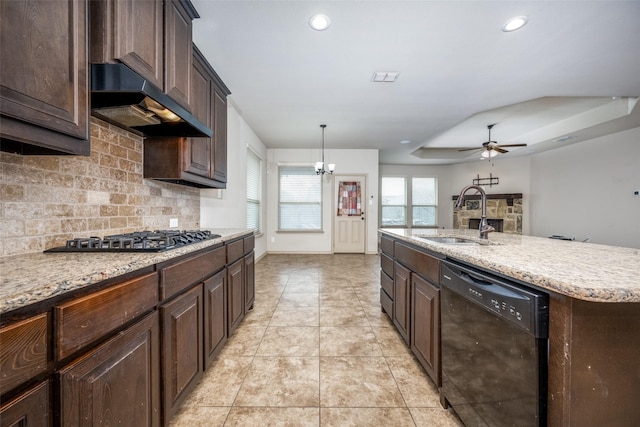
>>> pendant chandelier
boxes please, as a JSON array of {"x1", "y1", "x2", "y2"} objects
[{"x1": 314, "y1": 124, "x2": 335, "y2": 175}]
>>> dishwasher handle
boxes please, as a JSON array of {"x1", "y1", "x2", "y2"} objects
[{"x1": 458, "y1": 271, "x2": 528, "y2": 301}]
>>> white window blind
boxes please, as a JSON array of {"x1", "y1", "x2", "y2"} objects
[
  {"x1": 412, "y1": 177, "x2": 437, "y2": 227},
  {"x1": 381, "y1": 176, "x2": 407, "y2": 226},
  {"x1": 246, "y1": 149, "x2": 262, "y2": 233},
  {"x1": 278, "y1": 166, "x2": 322, "y2": 230}
]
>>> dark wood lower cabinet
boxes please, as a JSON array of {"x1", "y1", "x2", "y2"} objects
[
  {"x1": 381, "y1": 235, "x2": 442, "y2": 388},
  {"x1": 3, "y1": 236, "x2": 255, "y2": 427},
  {"x1": 0, "y1": 380, "x2": 50, "y2": 427},
  {"x1": 227, "y1": 259, "x2": 244, "y2": 336},
  {"x1": 411, "y1": 274, "x2": 441, "y2": 387},
  {"x1": 204, "y1": 270, "x2": 227, "y2": 370},
  {"x1": 58, "y1": 311, "x2": 160, "y2": 427},
  {"x1": 160, "y1": 285, "x2": 203, "y2": 424},
  {"x1": 393, "y1": 261, "x2": 410, "y2": 344},
  {"x1": 244, "y1": 251, "x2": 255, "y2": 312}
]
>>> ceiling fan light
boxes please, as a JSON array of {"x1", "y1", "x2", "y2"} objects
[{"x1": 481, "y1": 149, "x2": 498, "y2": 158}]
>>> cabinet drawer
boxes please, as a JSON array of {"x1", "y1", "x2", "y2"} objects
[
  {"x1": 380, "y1": 252, "x2": 393, "y2": 277},
  {"x1": 394, "y1": 241, "x2": 440, "y2": 285},
  {"x1": 0, "y1": 314, "x2": 49, "y2": 396},
  {"x1": 243, "y1": 234, "x2": 255, "y2": 255},
  {"x1": 55, "y1": 272, "x2": 158, "y2": 361},
  {"x1": 160, "y1": 245, "x2": 225, "y2": 300},
  {"x1": 380, "y1": 235, "x2": 394, "y2": 256},
  {"x1": 380, "y1": 271, "x2": 394, "y2": 298},
  {"x1": 380, "y1": 288, "x2": 393, "y2": 317},
  {"x1": 226, "y1": 239, "x2": 243, "y2": 264}
]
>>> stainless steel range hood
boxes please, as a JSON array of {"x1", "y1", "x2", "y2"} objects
[{"x1": 91, "y1": 63, "x2": 212, "y2": 138}]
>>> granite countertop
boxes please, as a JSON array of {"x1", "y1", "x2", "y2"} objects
[
  {"x1": 0, "y1": 229, "x2": 251, "y2": 315},
  {"x1": 380, "y1": 228, "x2": 640, "y2": 303}
]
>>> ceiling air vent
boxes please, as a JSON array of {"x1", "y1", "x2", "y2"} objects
[{"x1": 371, "y1": 71, "x2": 399, "y2": 82}]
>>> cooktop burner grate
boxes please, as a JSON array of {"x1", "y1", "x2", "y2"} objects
[{"x1": 44, "y1": 230, "x2": 220, "y2": 253}]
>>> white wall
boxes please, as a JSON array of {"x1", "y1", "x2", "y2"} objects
[
  {"x1": 529, "y1": 126, "x2": 640, "y2": 248},
  {"x1": 266, "y1": 148, "x2": 379, "y2": 254},
  {"x1": 200, "y1": 103, "x2": 268, "y2": 259}
]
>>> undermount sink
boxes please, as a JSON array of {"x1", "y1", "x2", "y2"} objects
[{"x1": 416, "y1": 236, "x2": 479, "y2": 245}]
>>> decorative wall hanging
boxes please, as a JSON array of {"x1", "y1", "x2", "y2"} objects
[
  {"x1": 472, "y1": 173, "x2": 499, "y2": 187},
  {"x1": 337, "y1": 181, "x2": 361, "y2": 216}
]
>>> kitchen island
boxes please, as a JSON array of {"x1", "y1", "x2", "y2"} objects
[{"x1": 380, "y1": 228, "x2": 640, "y2": 426}]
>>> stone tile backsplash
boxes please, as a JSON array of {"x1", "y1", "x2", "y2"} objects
[{"x1": 0, "y1": 118, "x2": 200, "y2": 256}]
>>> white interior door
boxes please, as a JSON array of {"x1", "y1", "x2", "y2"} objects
[{"x1": 333, "y1": 175, "x2": 366, "y2": 253}]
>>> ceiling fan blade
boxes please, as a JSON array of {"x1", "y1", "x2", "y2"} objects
[
  {"x1": 494, "y1": 143, "x2": 527, "y2": 148},
  {"x1": 493, "y1": 147, "x2": 509, "y2": 154},
  {"x1": 458, "y1": 147, "x2": 480, "y2": 152}
]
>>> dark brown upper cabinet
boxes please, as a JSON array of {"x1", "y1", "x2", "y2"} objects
[
  {"x1": 90, "y1": 0, "x2": 164, "y2": 92},
  {"x1": 165, "y1": 0, "x2": 197, "y2": 111},
  {"x1": 90, "y1": 0, "x2": 198, "y2": 112},
  {"x1": 0, "y1": 0, "x2": 90, "y2": 155},
  {"x1": 143, "y1": 45, "x2": 230, "y2": 189}
]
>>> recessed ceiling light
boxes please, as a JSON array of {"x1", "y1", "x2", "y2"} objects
[
  {"x1": 400, "y1": 140, "x2": 411, "y2": 145},
  {"x1": 501, "y1": 16, "x2": 528, "y2": 32},
  {"x1": 309, "y1": 14, "x2": 330, "y2": 31}
]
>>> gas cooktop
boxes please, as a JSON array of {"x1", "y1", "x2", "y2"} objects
[{"x1": 44, "y1": 230, "x2": 220, "y2": 253}]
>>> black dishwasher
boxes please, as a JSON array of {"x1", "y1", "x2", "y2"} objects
[{"x1": 440, "y1": 260, "x2": 549, "y2": 427}]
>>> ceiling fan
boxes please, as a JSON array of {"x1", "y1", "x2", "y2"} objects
[{"x1": 458, "y1": 124, "x2": 527, "y2": 158}]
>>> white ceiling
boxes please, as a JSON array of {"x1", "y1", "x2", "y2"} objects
[{"x1": 191, "y1": 0, "x2": 640, "y2": 165}]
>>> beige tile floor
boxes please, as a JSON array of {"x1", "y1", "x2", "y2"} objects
[{"x1": 170, "y1": 254, "x2": 463, "y2": 427}]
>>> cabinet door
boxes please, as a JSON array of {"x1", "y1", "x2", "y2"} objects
[
  {"x1": 244, "y1": 251, "x2": 255, "y2": 312},
  {"x1": 411, "y1": 274, "x2": 441, "y2": 386},
  {"x1": 0, "y1": 380, "x2": 50, "y2": 427},
  {"x1": 164, "y1": 0, "x2": 194, "y2": 111},
  {"x1": 58, "y1": 311, "x2": 160, "y2": 427},
  {"x1": 160, "y1": 285, "x2": 203, "y2": 422},
  {"x1": 183, "y1": 47, "x2": 213, "y2": 178},
  {"x1": 211, "y1": 87, "x2": 228, "y2": 184},
  {"x1": 227, "y1": 259, "x2": 245, "y2": 336},
  {"x1": 204, "y1": 270, "x2": 227, "y2": 369},
  {"x1": 0, "y1": 0, "x2": 89, "y2": 154},
  {"x1": 393, "y1": 261, "x2": 410, "y2": 344},
  {"x1": 108, "y1": 0, "x2": 163, "y2": 88}
]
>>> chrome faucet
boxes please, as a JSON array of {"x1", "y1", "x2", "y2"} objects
[{"x1": 454, "y1": 185, "x2": 495, "y2": 239}]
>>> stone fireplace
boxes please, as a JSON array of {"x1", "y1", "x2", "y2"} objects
[{"x1": 452, "y1": 193, "x2": 523, "y2": 234}]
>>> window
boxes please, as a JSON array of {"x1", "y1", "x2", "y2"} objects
[
  {"x1": 246, "y1": 149, "x2": 262, "y2": 233},
  {"x1": 412, "y1": 177, "x2": 437, "y2": 227},
  {"x1": 278, "y1": 165, "x2": 322, "y2": 230},
  {"x1": 381, "y1": 176, "x2": 406, "y2": 226},
  {"x1": 380, "y1": 175, "x2": 438, "y2": 227}
]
